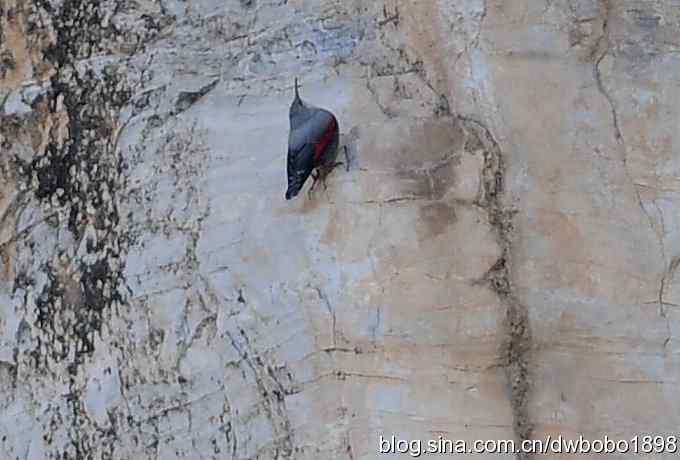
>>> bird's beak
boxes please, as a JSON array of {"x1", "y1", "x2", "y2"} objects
[{"x1": 286, "y1": 183, "x2": 300, "y2": 200}]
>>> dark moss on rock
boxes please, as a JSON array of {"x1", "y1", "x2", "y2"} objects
[
  {"x1": 21, "y1": 6, "x2": 131, "y2": 372},
  {"x1": 10, "y1": 2, "x2": 153, "y2": 457}
]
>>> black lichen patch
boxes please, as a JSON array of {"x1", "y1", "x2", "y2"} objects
[
  {"x1": 22, "y1": 49, "x2": 130, "y2": 380},
  {"x1": 0, "y1": 49, "x2": 16, "y2": 78},
  {"x1": 0, "y1": 113, "x2": 23, "y2": 146},
  {"x1": 10, "y1": 1, "x2": 142, "y2": 458},
  {"x1": 18, "y1": 2, "x2": 133, "y2": 375},
  {"x1": 37, "y1": 0, "x2": 111, "y2": 63},
  {"x1": 32, "y1": 66, "x2": 131, "y2": 240}
]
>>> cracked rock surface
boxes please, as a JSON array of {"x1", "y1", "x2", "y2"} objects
[{"x1": 1, "y1": 0, "x2": 679, "y2": 459}]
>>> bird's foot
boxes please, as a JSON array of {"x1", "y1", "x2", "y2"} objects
[
  {"x1": 343, "y1": 145, "x2": 350, "y2": 172},
  {"x1": 319, "y1": 162, "x2": 344, "y2": 191},
  {"x1": 316, "y1": 161, "x2": 345, "y2": 192},
  {"x1": 328, "y1": 161, "x2": 345, "y2": 174},
  {"x1": 308, "y1": 171, "x2": 320, "y2": 198}
]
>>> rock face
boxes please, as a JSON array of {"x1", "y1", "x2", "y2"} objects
[{"x1": 1, "y1": 0, "x2": 678, "y2": 459}]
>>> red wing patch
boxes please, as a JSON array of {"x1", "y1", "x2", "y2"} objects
[{"x1": 313, "y1": 117, "x2": 338, "y2": 163}]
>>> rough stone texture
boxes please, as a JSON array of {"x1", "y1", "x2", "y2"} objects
[{"x1": 0, "y1": 0, "x2": 678, "y2": 459}]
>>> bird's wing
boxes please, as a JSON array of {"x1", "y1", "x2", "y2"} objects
[
  {"x1": 311, "y1": 115, "x2": 338, "y2": 163},
  {"x1": 287, "y1": 142, "x2": 315, "y2": 180},
  {"x1": 289, "y1": 110, "x2": 337, "y2": 164}
]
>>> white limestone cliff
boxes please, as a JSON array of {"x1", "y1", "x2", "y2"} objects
[{"x1": 1, "y1": 1, "x2": 679, "y2": 459}]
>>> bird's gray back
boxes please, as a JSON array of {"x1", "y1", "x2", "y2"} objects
[{"x1": 288, "y1": 108, "x2": 334, "y2": 153}]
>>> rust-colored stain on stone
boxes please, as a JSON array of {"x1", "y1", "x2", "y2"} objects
[
  {"x1": 533, "y1": 207, "x2": 594, "y2": 296},
  {"x1": 418, "y1": 202, "x2": 457, "y2": 240}
]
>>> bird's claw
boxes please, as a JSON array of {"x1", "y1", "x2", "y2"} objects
[
  {"x1": 308, "y1": 171, "x2": 319, "y2": 198},
  {"x1": 307, "y1": 156, "x2": 347, "y2": 198},
  {"x1": 327, "y1": 161, "x2": 345, "y2": 175},
  {"x1": 343, "y1": 145, "x2": 350, "y2": 172}
]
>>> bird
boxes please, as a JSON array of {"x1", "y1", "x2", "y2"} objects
[{"x1": 285, "y1": 78, "x2": 345, "y2": 200}]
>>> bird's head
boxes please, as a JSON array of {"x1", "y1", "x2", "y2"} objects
[{"x1": 285, "y1": 174, "x2": 304, "y2": 200}]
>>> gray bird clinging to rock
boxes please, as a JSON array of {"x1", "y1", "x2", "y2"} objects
[{"x1": 285, "y1": 78, "x2": 344, "y2": 200}]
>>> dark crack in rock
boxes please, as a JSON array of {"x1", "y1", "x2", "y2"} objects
[
  {"x1": 174, "y1": 79, "x2": 219, "y2": 115},
  {"x1": 462, "y1": 117, "x2": 533, "y2": 459},
  {"x1": 225, "y1": 327, "x2": 295, "y2": 460}
]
